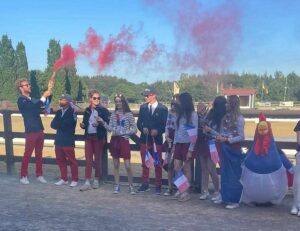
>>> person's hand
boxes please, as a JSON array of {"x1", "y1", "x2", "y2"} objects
[
  {"x1": 42, "y1": 90, "x2": 51, "y2": 98},
  {"x1": 48, "y1": 79, "x2": 54, "y2": 91},
  {"x1": 203, "y1": 125, "x2": 211, "y2": 132},
  {"x1": 143, "y1": 128, "x2": 149, "y2": 135},
  {"x1": 216, "y1": 135, "x2": 227, "y2": 143},
  {"x1": 166, "y1": 136, "x2": 173, "y2": 143},
  {"x1": 151, "y1": 129, "x2": 158, "y2": 137},
  {"x1": 96, "y1": 116, "x2": 104, "y2": 124},
  {"x1": 92, "y1": 122, "x2": 98, "y2": 127},
  {"x1": 80, "y1": 122, "x2": 85, "y2": 129}
]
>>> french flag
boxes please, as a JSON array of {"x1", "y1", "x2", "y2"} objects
[
  {"x1": 145, "y1": 149, "x2": 154, "y2": 168},
  {"x1": 173, "y1": 171, "x2": 190, "y2": 193},
  {"x1": 209, "y1": 139, "x2": 219, "y2": 164},
  {"x1": 152, "y1": 138, "x2": 161, "y2": 167},
  {"x1": 184, "y1": 124, "x2": 197, "y2": 144}
]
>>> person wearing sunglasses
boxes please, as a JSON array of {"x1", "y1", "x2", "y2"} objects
[
  {"x1": 79, "y1": 89, "x2": 110, "y2": 191},
  {"x1": 137, "y1": 87, "x2": 168, "y2": 194},
  {"x1": 15, "y1": 76, "x2": 53, "y2": 185}
]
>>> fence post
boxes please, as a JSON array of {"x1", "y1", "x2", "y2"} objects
[{"x1": 2, "y1": 110, "x2": 15, "y2": 174}]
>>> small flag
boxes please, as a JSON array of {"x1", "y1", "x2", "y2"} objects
[
  {"x1": 152, "y1": 138, "x2": 161, "y2": 167},
  {"x1": 145, "y1": 149, "x2": 154, "y2": 168},
  {"x1": 173, "y1": 171, "x2": 190, "y2": 193},
  {"x1": 184, "y1": 124, "x2": 197, "y2": 144},
  {"x1": 209, "y1": 139, "x2": 219, "y2": 164}
]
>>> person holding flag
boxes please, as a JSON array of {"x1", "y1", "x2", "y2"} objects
[
  {"x1": 15, "y1": 74, "x2": 54, "y2": 184},
  {"x1": 172, "y1": 92, "x2": 198, "y2": 202},
  {"x1": 196, "y1": 97, "x2": 226, "y2": 202},
  {"x1": 51, "y1": 94, "x2": 78, "y2": 187},
  {"x1": 163, "y1": 95, "x2": 178, "y2": 196},
  {"x1": 100, "y1": 94, "x2": 137, "y2": 194},
  {"x1": 79, "y1": 89, "x2": 110, "y2": 191},
  {"x1": 137, "y1": 87, "x2": 168, "y2": 194}
]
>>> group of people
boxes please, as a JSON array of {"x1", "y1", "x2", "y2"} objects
[{"x1": 15, "y1": 77, "x2": 300, "y2": 214}]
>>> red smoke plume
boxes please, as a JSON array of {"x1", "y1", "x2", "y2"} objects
[
  {"x1": 140, "y1": 39, "x2": 164, "y2": 63},
  {"x1": 53, "y1": 45, "x2": 76, "y2": 71}
]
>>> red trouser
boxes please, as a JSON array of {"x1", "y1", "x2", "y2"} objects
[
  {"x1": 21, "y1": 131, "x2": 44, "y2": 177},
  {"x1": 55, "y1": 146, "x2": 78, "y2": 181},
  {"x1": 140, "y1": 144, "x2": 163, "y2": 187},
  {"x1": 85, "y1": 136, "x2": 105, "y2": 179}
]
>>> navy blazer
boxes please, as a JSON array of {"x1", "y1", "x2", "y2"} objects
[
  {"x1": 51, "y1": 107, "x2": 77, "y2": 147},
  {"x1": 81, "y1": 106, "x2": 110, "y2": 140},
  {"x1": 137, "y1": 102, "x2": 168, "y2": 145},
  {"x1": 17, "y1": 95, "x2": 44, "y2": 133}
]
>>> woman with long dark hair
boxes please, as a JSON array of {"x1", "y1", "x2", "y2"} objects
[
  {"x1": 102, "y1": 94, "x2": 137, "y2": 194},
  {"x1": 172, "y1": 92, "x2": 198, "y2": 202},
  {"x1": 199, "y1": 96, "x2": 227, "y2": 201}
]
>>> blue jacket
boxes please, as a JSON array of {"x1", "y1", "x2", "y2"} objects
[
  {"x1": 51, "y1": 107, "x2": 77, "y2": 147},
  {"x1": 81, "y1": 106, "x2": 110, "y2": 140},
  {"x1": 17, "y1": 95, "x2": 44, "y2": 133},
  {"x1": 137, "y1": 102, "x2": 168, "y2": 145}
]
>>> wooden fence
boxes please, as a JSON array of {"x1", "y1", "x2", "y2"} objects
[{"x1": 0, "y1": 109, "x2": 298, "y2": 188}]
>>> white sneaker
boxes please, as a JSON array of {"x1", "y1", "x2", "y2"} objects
[
  {"x1": 129, "y1": 185, "x2": 136, "y2": 195},
  {"x1": 69, "y1": 181, "x2": 78, "y2": 187},
  {"x1": 297, "y1": 210, "x2": 300, "y2": 217},
  {"x1": 55, "y1": 179, "x2": 68, "y2": 186},
  {"x1": 199, "y1": 191, "x2": 210, "y2": 200},
  {"x1": 225, "y1": 203, "x2": 239, "y2": 209},
  {"x1": 171, "y1": 190, "x2": 182, "y2": 200},
  {"x1": 20, "y1": 176, "x2": 29, "y2": 185},
  {"x1": 113, "y1": 184, "x2": 120, "y2": 194},
  {"x1": 290, "y1": 206, "x2": 298, "y2": 215},
  {"x1": 211, "y1": 192, "x2": 221, "y2": 201},
  {"x1": 213, "y1": 198, "x2": 223, "y2": 204},
  {"x1": 37, "y1": 176, "x2": 47, "y2": 184},
  {"x1": 80, "y1": 182, "x2": 92, "y2": 191},
  {"x1": 92, "y1": 179, "x2": 99, "y2": 189}
]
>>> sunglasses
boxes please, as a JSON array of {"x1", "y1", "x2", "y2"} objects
[
  {"x1": 145, "y1": 94, "x2": 155, "y2": 98},
  {"x1": 92, "y1": 97, "x2": 100, "y2": 100}
]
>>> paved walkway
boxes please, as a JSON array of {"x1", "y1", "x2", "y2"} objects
[{"x1": 0, "y1": 173, "x2": 299, "y2": 231}]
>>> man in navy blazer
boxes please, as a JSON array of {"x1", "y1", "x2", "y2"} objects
[
  {"x1": 137, "y1": 87, "x2": 168, "y2": 194},
  {"x1": 51, "y1": 94, "x2": 78, "y2": 187}
]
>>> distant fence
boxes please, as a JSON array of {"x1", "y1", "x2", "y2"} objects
[{"x1": 0, "y1": 109, "x2": 298, "y2": 187}]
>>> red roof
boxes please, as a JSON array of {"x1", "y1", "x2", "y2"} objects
[{"x1": 221, "y1": 88, "x2": 256, "y2": 95}]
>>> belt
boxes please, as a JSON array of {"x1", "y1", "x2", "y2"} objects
[{"x1": 87, "y1": 133, "x2": 97, "y2": 137}]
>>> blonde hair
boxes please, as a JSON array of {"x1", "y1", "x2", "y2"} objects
[
  {"x1": 15, "y1": 79, "x2": 28, "y2": 93},
  {"x1": 88, "y1": 89, "x2": 100, "y2": 98}
]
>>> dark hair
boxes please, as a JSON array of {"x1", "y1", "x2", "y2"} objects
[
  {"x1": 206, "y1": 96, "x2": 227, "y2": 131},
  {"x1": 114, "y1": 93, "x2": 131, "y2": 113},
  {"x1": 176, "y1": 92, "x2": 194, "y2": 126}
]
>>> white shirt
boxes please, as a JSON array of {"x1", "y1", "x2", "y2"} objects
[
  {"x1": 88, "y1": 109, "x2": 98, "y2": 134},
  {"x1": 148, "y1": 101, "x2": 158, "y2": 115}
]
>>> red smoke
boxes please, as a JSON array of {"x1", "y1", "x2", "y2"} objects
[
  {"x1": 143, "y1": 0, "x2": 241, "y2": 72},
  {"x1": 77, "y1": 27, "x2": 103, "y2": 57},
  {"x1": 97, "y1": 26, "x2": 136, "y2": 70},
  {"x1": 140, "y1": 39, "x2": 164, "y2": 63},
  {"x1": 53, "y1": 45, "x2": 76, "y2": 71}
]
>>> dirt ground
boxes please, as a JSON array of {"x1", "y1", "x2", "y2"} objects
[{"x1": 0, "y1": 162, "x2": 299, "y2": 231}]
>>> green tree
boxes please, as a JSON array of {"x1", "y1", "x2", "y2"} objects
[
  {"x1": 15, "y1": 42, "x2": 28, "y2": 79},
  {"x1": 0, "y1": 35, "x2": 17, "y2": 101},
  {"x1": 29, "y1": 70, "x2": 40, "y2": 98}
]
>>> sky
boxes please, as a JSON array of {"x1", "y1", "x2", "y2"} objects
[{"x1": 0, "y1": 0, "x2": 300, "y2": 83}]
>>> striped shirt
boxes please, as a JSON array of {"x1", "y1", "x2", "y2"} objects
[{"x1": 104, "y1": 111, "x2": 137, "y2": 139}]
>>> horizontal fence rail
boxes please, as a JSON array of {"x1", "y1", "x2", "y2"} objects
[{"x1": 0, "y1": 109, "x2": 298, "y2": 187}]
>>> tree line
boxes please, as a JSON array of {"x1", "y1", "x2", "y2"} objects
[{"x1": 1, "y1": 34, "x2": 300, "y2": 105}]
